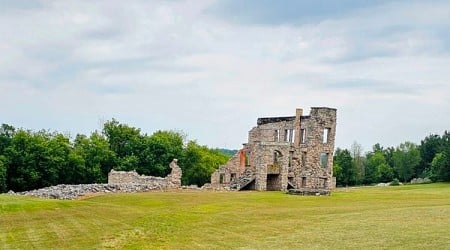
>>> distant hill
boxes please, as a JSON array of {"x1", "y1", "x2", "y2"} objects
[{"x1": 216, "y1": 148, "x2": 238, "y2": 157}]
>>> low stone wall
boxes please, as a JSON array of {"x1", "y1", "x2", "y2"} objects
[
  {"x1": 108, "y1": 170, "x2": 167, "y2": 186},
  {"x1": 108, "y1": 159, "x2": 182, "y2": 189},
  {"x1": 10, "y1": 159, "x2": 183, "y2": 200}
]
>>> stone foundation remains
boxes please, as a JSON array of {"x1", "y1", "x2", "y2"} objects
[
  {"x1": 108, "y1": 159, "x2": 182, "y2": 188},
  {"x1": 13, "y1": 159, "x2": 182, "y2": 200},
  {"x1": 211, "y1": 107, "x2": 337, "y2": 194}
]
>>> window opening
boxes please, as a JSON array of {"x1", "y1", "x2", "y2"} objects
[
  {"x1": 300, "y1": 129, "x2": 306, "y2": 143},
  {"x1": 301, "y1": 151, "x2": 307, "y2": 167},
  {"x1": 274, "y1": 129, "x2": 280, "y2": 142},
  {"x1": 301, "y1": 177, "x2": 307, "y2": 187},
  {"x1": 323, "y1": 128, "x2": 330, "y2": 144},
  {"x1": 320, "y1": 153, "x2": 329, "y2": 168}
]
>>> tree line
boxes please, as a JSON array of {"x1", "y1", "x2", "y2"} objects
[
  {"x1": 0, "y1": 120, "x2": 230, "y2": 193},
  {"x1": 333, "y1": 131, "x2": 450, "y2": 186}
]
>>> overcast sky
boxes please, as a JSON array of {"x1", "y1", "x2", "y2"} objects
[{"x1": 1, "y1": 0, "x2": 449, "y2": 152}]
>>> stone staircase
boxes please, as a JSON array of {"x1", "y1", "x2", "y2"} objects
[
  {"x1": 287, "y1": 180, "x2": 297, "y2": 189},
  {"x1": 230, "y1": 169, "x2": 255, "y2": 190}
]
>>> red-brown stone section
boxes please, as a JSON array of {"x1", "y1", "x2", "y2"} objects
[{"x1": 210, "y1": 107, "x2": 337, "y2": 193}]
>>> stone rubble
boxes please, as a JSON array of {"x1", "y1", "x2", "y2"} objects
[
  {"x1": 12, "y1": 183, "x2": 167, "y2": 200},
  {"x1": 410, "y1": 177, "x2": 432, "y2": 184},
  {"x1": 10, "y1": 159, "x2": 184, "y2": 200},
  {"x1": 287, "y1": 188, "x2": 331, "y2": 196}
]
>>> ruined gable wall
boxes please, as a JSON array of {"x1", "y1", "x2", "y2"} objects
[{"x1": 211, "y1": 150, "x2": 243, "y2": 188}]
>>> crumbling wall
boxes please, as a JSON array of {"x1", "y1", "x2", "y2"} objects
[
  {"x1": 108, "y1": 159, "x2": 182, "y2": 189},
  {"x1": 211, "y1": 107, "x2": 337, "y2": 193},
  {"x1": 211, "y1": 151, "x2": 243, "y2": 189}
]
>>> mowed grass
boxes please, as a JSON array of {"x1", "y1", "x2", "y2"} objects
[{"x1": 1, "y1": 184, "x2": 450, "y2": 249}]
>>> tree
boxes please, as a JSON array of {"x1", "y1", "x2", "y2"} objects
[
  {"x1": 350, "y1": 141, "x2": 365, "y2": 184},
  {"x1": 376, "y1": 163, "x2": 394, "y2": 183},
  {"x1": 180, "y1": 141, "x2": 229, "y2": 186},
  {"x1": 0, "y1": 124, "x2": 15, "y2": 155},
  {"x1": 141, "y1": 130, "x2": 184, "y2": 176},
  {"x1": 4, "y1": 130, "x2": 46, "y2": 191},
  {"x1": 393, "y1": 142, "x2": 421, "y2": 182},
  {"x1": 430, "y1": 132, "x2": 450, "y2": 181},
  {"x1": 103, "y1": 119, "x2": 142, "y2": 159},
  {"x1": 419, "y1": 134, "x2": 442, "y2": 177},
  {"x1": 72, "y1": 132, "x2": 116, "y2": 183},
  {"x1": 0, "y1": 155, "x2": 6, "y2": 192},
  {"x1": 365, "y1": 151, "x2": 385, "y2": 184},
  {"x1": 333, "y1": 148, "x2": 356, "y2": 186}
]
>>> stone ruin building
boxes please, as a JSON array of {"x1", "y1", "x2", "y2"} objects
[
  {"x1": 108, "y1": 159, "x2": 182, "y2": 189},
  {"x1": 211, "y1": 107, "x2": 337, "y2": 193}
]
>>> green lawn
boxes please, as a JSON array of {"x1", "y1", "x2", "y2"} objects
[{"x1": 1, "y1": 183, "x2": 450, "y2": 249}]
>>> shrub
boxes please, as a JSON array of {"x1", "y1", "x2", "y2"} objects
[{"x1": 391, "y1": 178, "x2": 400, "y2": 186}]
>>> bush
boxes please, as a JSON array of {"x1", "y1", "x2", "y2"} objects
[{"x1": 390, "y1": 178, "x2": 400, "y2": 186}]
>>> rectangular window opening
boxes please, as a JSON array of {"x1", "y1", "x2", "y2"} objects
[
  {"x1": 219, "y1": 173, "x2": 225, "y2": 184},
  {"x1": 274, "y1": 129, "x2": 280, "y2": 142},
  {"x1": 284, "y1": 129, "x2": 294, "y2": 143},
  {"x1": 300, "y1": 129, "x2": 306, "y2": 143},
  {"x1": 301, "y1": 151, "x2": 307, "y2": 167},
  {"x1": 245, "y1": 152, "x2": 250, "y2": 166},
  {"x1": 323, "y1": 128, "x2": 331, "y2": 144},
  {"x1": 301, "y1": 177, "x2": 307, "y2": 188},
  {"x1": 320, "y1": 153, "x2": 329, "y2": 168}
]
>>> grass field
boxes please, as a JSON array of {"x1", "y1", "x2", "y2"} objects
[{"x1": 1, "y1": 183, "x2": 450, "y2": 249}]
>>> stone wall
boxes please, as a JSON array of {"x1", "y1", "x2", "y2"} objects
[
  {"x1": 211, "y1": 107, "x2": 337, "y2": 193},
  {"x1": 11, "y1": 159, "x2": 183, "y2": 200},
  {"x1": 108, "y1": 159, "x2": 182, "y2": 189},
  {"x1": 211, "y1": 150, "x2": 245, "y2": 189}
]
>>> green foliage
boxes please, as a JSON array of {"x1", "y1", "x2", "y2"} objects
[
  {"x1": 142, "y1": 130, "x2": 184, "y2": 176},
  {"x1": 0, "y1": 124, "x2": 15, "y2": 155},
  {"x1": 0, "y1": 119, "x2": 230, "y2": 192},
  {"x1": 376, "y1": 163, "x2": 394, "y2": 183},
  {"x1": 350, "y1": 142, "x2": 365, "y2": 185},
  {"x1": 393, "y1": 142, "x2": 420, "y2": 182},
  {"x1": 71, "y1": 133, "x2": 116, "y2": 183},
  {"x1": 431, "y1": 152, "x2": 450, "y2": 181},
  {"x1": 364, "y1": 150, "x2": 394, "y2": 184},
  {"x1": 103, "y1": 119, "x2": 142, "y2": 158},
  {"x1": 0, "y1": 155, "x2": 7, "y2": 192},
  {"x1": 419, "y1": 134, "x2": 442, "y2": 176},
  {"x1": 333, "y1": 148, "x2": 356, "y2": 186},
  {"x1": 364, "y1": 151, "x2": 385, "y2": 184},
  {"x1": 180, "y1": 141, "x2": 229, "y2": 186},
  {"x1": 391, "y1": 178, "x2": 400, "y2": 186},
  {"x1": 217, "y1": 148, "x2": 238, "y2": 157}
]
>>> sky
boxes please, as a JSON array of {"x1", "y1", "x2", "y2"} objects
[{"x1": 1, "y1": 0, "x2": 449, "y2": 152}]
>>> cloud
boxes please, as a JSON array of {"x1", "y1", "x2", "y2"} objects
[
  {"x1": 207, "y1": 0, "x2": 393, "y2": 26},
  {"x1": 0, "y1": 0, "x2": 449, "y2": 151}
]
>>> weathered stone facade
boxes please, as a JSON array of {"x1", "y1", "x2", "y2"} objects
[
  {"x1": 108, "y1": 159, "x2": 182, "y2": 189},
  {"x1": 211, "y1": 107, "x2": 337, "y2": 192}
]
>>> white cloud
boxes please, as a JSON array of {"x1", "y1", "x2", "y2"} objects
[{"x1": 0, "y1": 0, "x2": 449, "y2": 151}]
